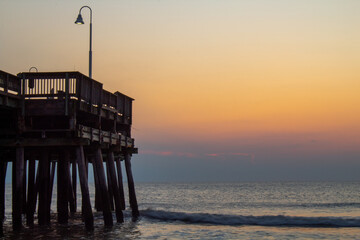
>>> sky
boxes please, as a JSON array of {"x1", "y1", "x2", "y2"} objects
[{"x1": 1, "y1": 0, "x2": 360, "y2": 182}]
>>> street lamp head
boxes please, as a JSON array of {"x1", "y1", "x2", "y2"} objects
[{"x1": 75, "y1": 14, "x2": 84, "y2": 24}]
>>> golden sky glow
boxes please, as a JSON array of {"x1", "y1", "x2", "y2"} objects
[{"x1": 1, "y1": 1, "x2": 360, "y2": 180}]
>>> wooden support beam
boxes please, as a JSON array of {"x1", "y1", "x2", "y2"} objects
[
  {"x1": 0, "y1": 161, "x2": 7, "y2": 237},
  {"x1": 48, "y1": 161, "x2": 56, "y2": 212},
  {"x1": 68, "y1": 173, "x2": 76, "y2": 213},
  {"x1": 106, "y1": 164, "x2": 115, "y2": 211},
  {"x1": 76, "y1": 146, "x2": 94, "y2": 231},
  {"x1": 38, "y1": 150, "x2": 51, "y2": 226},
  {"x1": 57, "y1": 150, "x2": 69, "y2": 224},
  {"x1": 13, "y1": 147, "x2": 25, "y2": 230},
  {"x1": 107, "y1": 151, "x2": 124, "y2": 223},
  {"x1": 22, "y1": 159, "x2": 27, "y2": 215},
  {"x1": 26, "y1": 157, "x2": 36, "y2": 227},
  {"x1": 93, "y1": 147, "x2": 113, "y2": 226},
  {"x1": 91, "y1": 158, "x2": 102, "y2": 212},
  {"x1": 72, "y1": 160, "x2": 77, "y2": 212},
  {"x1": 124, "y1": 154, "x2": 139, "y2": 219},
  {"x1": 33, "y1": 162, "x2": 40, "y2": 216},
  {"x1": 115, "y1": 158, "x2": 126, "y2": 210},
  {"x1": 82, "y1": 156, "x2": 89, "y2": 215}
]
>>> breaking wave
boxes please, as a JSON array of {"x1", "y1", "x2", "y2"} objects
[{"x1": 141, "y1": 209, "x2": 360, "y2": 228}]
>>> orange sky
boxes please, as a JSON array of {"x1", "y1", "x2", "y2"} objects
[{"x1": 1, "y1": 0, "x2": 360, "y2": 180}]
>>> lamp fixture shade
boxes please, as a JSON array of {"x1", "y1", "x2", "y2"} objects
[{"x1": 75, "y1": 14, "x2": 84, "y2": 24}]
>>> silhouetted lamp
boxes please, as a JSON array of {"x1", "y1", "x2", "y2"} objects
[
  {"x1": 28, "y1": 67, "x2": 38, "y2": 89},
  {"x1": 75, "y1": 14, "x2": 84, "y2": 25},
  {"x1": 74, "y1": 6, "x2": 92, "y2": 78}
]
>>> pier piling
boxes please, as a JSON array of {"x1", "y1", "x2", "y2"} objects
[
  {"x1": 93, "y1": 147, "x2": 113, "y2": 226},
  {"x1": 76, "y1": 146, "x2": 94, "y2": 230},
  {"x1": 22, "y1": 159, "x2": 27, "y2": 215},
  {"x1": 106, "y1": 163, "x2": 115, "y2": 211},
  {"x1": 26, "y1": 157, "x2": 36, "y2": 227},
  {"x1": 0, "y1": 161, "x2": 7, "y2": 236},
  {"x1": 115, "y1": 158, "x2": 126, "y2": 210},
  {"x1": 107, "y1": 150, "x2": 124, "y2": 223},
  {"x1": 57, "y1": 150, "x2": 70, "y2": 224},
  {"x1": 48, "y1": 161, "x2": 56, "y2": 211},
  {"x1": 125, "y1": 154, "x2": 139, "y2": 219},
  {"x1": 91, "y1": 157, "x2": 103, "y2": 212},
  {"x1": 72, "y1": 160, "x2": 77, "y2": 212},
  {"x1": 38, "y1": 151, "x2": 51, "y2": 226},
  {"x1": 13, "y1": 147, "x2": 24, "y2": 230}
]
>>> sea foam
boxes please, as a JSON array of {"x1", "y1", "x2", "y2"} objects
[{"x1": 141, "y1": 209, "x2": 360, "y2": 228}]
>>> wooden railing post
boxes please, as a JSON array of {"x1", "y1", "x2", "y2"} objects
[
  {"x1": 65, "y1": 73, "x2": 69, "y2": 116},
  {"x1": 21, "y1": 74, "x2": 25, "y2": 116},
  {"x1": 76, "y1": 74, "x2": 83, "y2": 110},
  {"x1": 4, "y1": 73, "x2": 9, "y2": 93},
  {"x1": 4, "y1": 74, "x2": 8, "y2": 106}
]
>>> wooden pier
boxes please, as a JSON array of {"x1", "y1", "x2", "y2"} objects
[{"x1": 0, "y1": 70, "x2": 139, "y2": 234}]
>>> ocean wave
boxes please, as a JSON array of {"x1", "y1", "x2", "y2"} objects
[
  {"x1": 141, "y1": 209, "x2": 360, "y2": 227},
  {"x1": 297, "y1": 202, "x2": 360, "y2": 208},
  {"x1": 224, "y1": 202, "x2": 360, "y2": 209}
]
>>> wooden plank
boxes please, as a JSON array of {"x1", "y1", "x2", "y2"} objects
[
  {"x1": 115, "y1": 158, "x2": 126, "y2": 210},
  {"x1": 57, "y1": 150, "x2": 69, "y2": 224},
  {"x1": 93, "y1": 147, "x2": 113, "y2": 226},
  {"x1": 26, "y1": 157, "x2": 36, "y2": 227},
  {"x1": 0, "y1": 161, "x2": 7, "y2": 237},
  {"x1": 76, "y1": 146, "x2": 94, "y2": 231},
  {"x1": 13, "y1": 147, "x2": 25, "y2": 230},
  {"x1": 38, "y1": 150, "x2": 50, "y2": 226},
  {"x1": 107, "y1": 151, "x2": 124, "y2": 222},
  {"x1": 124, "y1": 154, "x2": 139, "y2": 219}
]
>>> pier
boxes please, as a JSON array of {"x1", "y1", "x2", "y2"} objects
[{"x1": 0, "y1": 70, "x2": 139, "y2": 234}]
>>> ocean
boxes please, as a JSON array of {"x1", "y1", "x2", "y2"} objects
[{"x1": 2, "y1": 182, "x2": 360, "y2": 239}]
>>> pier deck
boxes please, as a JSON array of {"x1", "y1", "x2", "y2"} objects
[{"x1": 0, "y1": 70, "x2": 139, "y2": 234}]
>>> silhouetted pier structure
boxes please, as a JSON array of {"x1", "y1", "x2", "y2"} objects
[{"x1": 0, "y1": 70, "x2": 139, "y2": 234}]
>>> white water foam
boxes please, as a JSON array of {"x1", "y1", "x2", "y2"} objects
[{"x1": 141, "y1": 209, "x2": 360, "y2": 227}]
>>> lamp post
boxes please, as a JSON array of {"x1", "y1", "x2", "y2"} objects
[{"x1": 75, "y1": 6, "x2": 93, "y2": 79}]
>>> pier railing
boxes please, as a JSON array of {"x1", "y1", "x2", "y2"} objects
[
  {"x1": 17, "y1": 72, "x2": 133, "y2": 122},
  {"x1": 0, "y1": 70, "x2": 21, "y2": 95}
]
